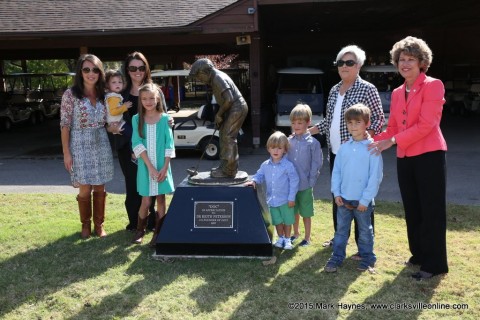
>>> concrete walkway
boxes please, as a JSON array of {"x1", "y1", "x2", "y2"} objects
[{"x1": 0, "y1": 113, "x2": 478, "y2": 206}]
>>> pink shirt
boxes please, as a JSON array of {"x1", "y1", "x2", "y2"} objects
[{"x1": 375, "y1": 73, "x2": 447, "y2": 158}]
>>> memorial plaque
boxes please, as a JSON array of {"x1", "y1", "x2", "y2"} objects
[
  {"x1": 154, "y1": 175, "x2": 273, "y2": 258},
  {"x1": 194, "y1": 201, "x2": 233, "y2": 228}
]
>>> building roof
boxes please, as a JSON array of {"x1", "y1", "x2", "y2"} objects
[{"x1": 0, "y1": 0, "x2": 238, "y2": 35}]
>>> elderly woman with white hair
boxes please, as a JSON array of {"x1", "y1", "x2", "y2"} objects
[{"x1": 309, "y1": 45, "x2": 385, "y2": 256}]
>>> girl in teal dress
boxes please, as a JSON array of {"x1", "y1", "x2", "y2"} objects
[{"x1": 131, "y1": 83, "x2": 175, "y2": 245}]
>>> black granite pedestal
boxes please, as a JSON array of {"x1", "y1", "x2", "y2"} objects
[{"x1": 153, "y1": 174, "x2": 273, "y2": 259}]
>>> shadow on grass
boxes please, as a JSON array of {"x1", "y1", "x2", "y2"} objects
[
  {"x1": 65, "y1": 243, "x2": 178, "y2": 319},
  {"x1": 0, "y1": 230, "x2": 134, "y2": 318},
  {"x1": 346, "y1": 267, "x2": 442, "y2": 320},
  {"x1": 225, "y1": 247, "x2": 363, "y2": 319},
  {"x1": 65, "y1": 245, "x2": 302, "y2": 319},
  {"x1": 187, "y1": 247, "x2": 303, "y2": 314},
  {"x1": 0, "y1": 227, "x2": 449, "y2": 319}
]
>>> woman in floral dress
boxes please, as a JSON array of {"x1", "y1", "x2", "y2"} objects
[{"x1": 60, "y1": 54, "x2": 113, "y2": 239}]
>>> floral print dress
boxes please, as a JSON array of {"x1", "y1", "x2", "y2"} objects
[{"x1": 60, "y1": 89, "x2": 113, "y2": 186}]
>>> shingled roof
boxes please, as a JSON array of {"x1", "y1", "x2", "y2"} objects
[{"x1": 0, "y1": 0, "x2": 238, "y2": 35}]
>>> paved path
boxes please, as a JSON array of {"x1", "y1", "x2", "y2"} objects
[{"x1": 0, "y1": 113, "x2": 478, "y2": 205}]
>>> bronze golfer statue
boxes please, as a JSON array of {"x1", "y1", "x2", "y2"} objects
[{"x1": 189, "y1": 58, "x2": 248, "y2": 178}]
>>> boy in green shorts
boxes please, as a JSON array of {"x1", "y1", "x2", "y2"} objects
[
  {"x1": 246, "y1": 131, "x2": 299, "y2": 250},
  {"x1": 287, "y1": 104, "x2": 323, "y2": 246}
]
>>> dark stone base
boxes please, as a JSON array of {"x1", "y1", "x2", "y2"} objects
[
  {"x1": 153, "y1": 243, "x2": 272, "y2": 258},
  {"x1": 155, "y1": 176, "x2": 273, "y2": 258}
]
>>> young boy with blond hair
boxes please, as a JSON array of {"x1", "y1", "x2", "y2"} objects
[
  {"x1": 324, "y1": 104, "x2": 383, "y2": 273},
  {"x1": 287, "y1": 103, "x2": 323, "y2": 246},
  {"x1": 246, "y1": 131, "x2": 299, "y2": 250}
]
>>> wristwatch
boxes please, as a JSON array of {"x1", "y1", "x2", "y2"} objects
[{"x1": 391, "y1": 136, "x2": 396, "y2": 145}]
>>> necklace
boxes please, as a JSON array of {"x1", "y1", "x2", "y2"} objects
[{"x1": 405, "y1": 86, "x2": 410, "y2": 93}]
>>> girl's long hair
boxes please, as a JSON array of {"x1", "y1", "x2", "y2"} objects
[
  {"x1": 71, "y1": 54, "x2": 105, "y2": 100},
  {"x1": 137, "y1": 83, "x2": 166, "y2": 138}
]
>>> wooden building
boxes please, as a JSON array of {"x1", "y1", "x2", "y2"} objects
[{"x1": 1, "y1": 0, "x2": 479, "y2": 146}]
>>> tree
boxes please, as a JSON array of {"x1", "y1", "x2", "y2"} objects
[
  {"x1": 185, "y1": 54, "x2": 240, "y2": 70},
  {"x1": 3, "y1": 59, "x2": 75, "y2": 74}
]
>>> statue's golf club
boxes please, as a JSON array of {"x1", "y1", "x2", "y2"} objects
[{"x1": 187, "y1": 127, "x2": 218, "y2": 177}]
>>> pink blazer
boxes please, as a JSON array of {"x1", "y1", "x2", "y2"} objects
[{"x1": 375, "y1": 72, "x2": 447, "y2": 158}]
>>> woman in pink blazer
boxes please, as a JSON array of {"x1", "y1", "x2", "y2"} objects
[{"x1": 371, "y1": 36, "x2": 448, "y2": 280}]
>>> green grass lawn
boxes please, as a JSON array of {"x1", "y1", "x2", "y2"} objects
[{"x1": 0, "y1": 194, "x2": 478, "y2": 319}]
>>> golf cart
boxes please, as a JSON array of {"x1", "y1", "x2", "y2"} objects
[
  {"x1": 273, "y1": 67, "x2": 325, "y2": 132},
  {"x1": 444, "y1": 64, "x2": 480, "y2": 116},
  {"x1": 361, "y1": 65, "x2": 402, "y2": 117},
  {"x1": 151, "y1": 69, "x2": 190, "y2": 111},
  {"x1": 2, "y1": 72, "x2": 72, "y2": 124},
  {"x1": 172, "y1": 105, "x2": 220, "y2": 160},
  {"x1": 463, "y1": 82, "x2": 480, "y2": 114},
  {"x1": 1, "y1": 74, "x2": 38, "y2": 126},
  {"x1": 41, "y1": 72, "x2": 75, "y2": 119}
]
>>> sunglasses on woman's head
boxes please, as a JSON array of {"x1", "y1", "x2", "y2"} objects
[
  {"x1": 81, "y1": 67, "x2": 101, "y2": 74},
  {"x1": 127, "y1": 65, "x2": 146, "y2": 72},
  {"x1": 335, "y1": 60, "x2": 357, "y2": 67}
]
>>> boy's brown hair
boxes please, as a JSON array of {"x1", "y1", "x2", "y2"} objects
[
  {"x1": 345, "y1": 103, "x2": 371, "y2": 124},
  {"x1": 266, "y1": 131, "x2": 289, "y2": 152}
]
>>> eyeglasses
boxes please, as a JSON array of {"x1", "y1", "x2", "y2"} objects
[
  {"x1": 335, "y1": 60, "x2": 357, "y2": 67},
  {"x1": 127, "y1": 65, "x2": 146, "y2": 72},
  {"x1": 81, "y1": 67, "x2": 101, "y2": 74}
]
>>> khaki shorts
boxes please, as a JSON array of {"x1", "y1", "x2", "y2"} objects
[
  {"x1": 294, "y1": 188, "x2": 314, "y2": 218},
  {"x1": 270, "y1": 203, "x2": 295, "y2": 226}
]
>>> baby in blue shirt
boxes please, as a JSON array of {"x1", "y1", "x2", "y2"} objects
[
  {"x1": 246, "y1": 131, "x2": 299, "y2": 250},
  {"x1": 325, "y1": 104, "x2": 383, "y2": 273}
]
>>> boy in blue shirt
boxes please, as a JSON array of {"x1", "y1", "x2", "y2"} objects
[
  {"x1": 324, "y1": 104, "x2": 383, "y2": 272},
  {"x1": 287, "y1": 104, "x2": 323, "y2": 247},
  {"x1": 246, "y1": 131, "x2": 299, "y2": 250}
]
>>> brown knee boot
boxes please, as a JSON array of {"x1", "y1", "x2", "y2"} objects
[
  {"x1": 77, "y1": 194, "x2": 92, "y2": 239},
  {"x1": 93, "y1": 191, "x2": 107, "y2": 237},
  {"x1": 149, "y1": 212, "x2": 166, "y2": 248},
  {"x1": 132, "y1": 215, "x2": 148, "y2": 244}
]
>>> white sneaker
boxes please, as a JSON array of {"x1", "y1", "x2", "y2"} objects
[
  {"x1": 274, "y1": 237, "x2": 285, "y2": 248},
  {"x1": 283, "y1": 238, "x2": 293, "y2": 250}
]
